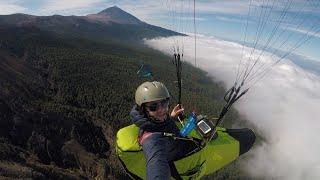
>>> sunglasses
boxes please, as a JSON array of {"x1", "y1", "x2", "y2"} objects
[{"x1": 146, "y1": 99, "x2": 170, "y2": 112}]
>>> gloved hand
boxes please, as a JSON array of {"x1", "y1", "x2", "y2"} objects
[{"x1": 170, "y1": 104, "x2": 185, "y2": 119}]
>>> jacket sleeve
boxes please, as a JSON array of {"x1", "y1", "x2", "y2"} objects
[{"x1": 130, "y1": 105, "x2": 159, "y2": 131}]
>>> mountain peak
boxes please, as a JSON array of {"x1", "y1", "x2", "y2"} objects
[
  {"x1": 91, "y1": 6, "x2": 142, "y2": 25},
  {"x1": 98, "y1": 6, "x2": 121, "y2": 14}
]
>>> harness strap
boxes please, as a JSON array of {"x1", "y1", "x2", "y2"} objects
[
  {"x1": 139, "y1": 131, "x2": 204, "y2": 179},
  {"x1": 169, "y1": 161, "x2": 183, "y2": 180},
  {"x1": 138, "y1": 131, "x2": 153, "y2": 145},
  {"x1": 139, "y1": 131, "x2": 183, "y2": 179}
]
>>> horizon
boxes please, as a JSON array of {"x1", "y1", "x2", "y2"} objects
[{"x1": 1, "y1": 1, "x2": 320, "y2": 62}]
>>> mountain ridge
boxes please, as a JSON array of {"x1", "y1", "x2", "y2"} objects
[{"x1": 0, "y1": 6, "x2": 181, "y2": 42}]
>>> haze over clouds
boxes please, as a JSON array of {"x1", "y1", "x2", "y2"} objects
[{"x1": 145, "y1": 35, "x2": 320, "y2": 180}]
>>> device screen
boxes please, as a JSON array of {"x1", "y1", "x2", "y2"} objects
[{"x1": 197, "y1": 120, "x2": 211, "y2": 134}]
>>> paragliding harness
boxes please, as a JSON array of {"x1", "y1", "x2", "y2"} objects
[
  {"x1": 138, "y1": 129, "x2": 205, "y2": 180},
  {"x1": 139, "y1": 131, "x2": 204, "y2": 153}
]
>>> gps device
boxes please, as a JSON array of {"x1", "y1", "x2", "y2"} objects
[{"x1": 197, "y1": 120, "x2": 212, "y2": 134}]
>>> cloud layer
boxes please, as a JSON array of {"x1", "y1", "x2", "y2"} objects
[
  {"x1": 145, "y1": 35, "x2": 320, "y2": 180},
  {"x1": 0, "y1": 2, "x2": 26, "y2": 15},
  {"x1": 38, "y1": 0, "x2": 105, "y2": 15}
]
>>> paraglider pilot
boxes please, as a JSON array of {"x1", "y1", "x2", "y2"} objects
[{"x1": 130, "y1": 81, "x2": 197, "y2": 180}]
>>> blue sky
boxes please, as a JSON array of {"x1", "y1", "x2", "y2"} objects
[{"x1": 1, "y1": 0, "x2": 319, "y2": 61}]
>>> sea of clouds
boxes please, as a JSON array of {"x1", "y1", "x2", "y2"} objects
[{"x1": 145, "y1": 35, "x2": 320, "y2": 180}]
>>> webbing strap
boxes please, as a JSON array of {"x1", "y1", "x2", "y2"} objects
[{"x1": 169, "y1": 161, "x2": 183, "y2": 180}]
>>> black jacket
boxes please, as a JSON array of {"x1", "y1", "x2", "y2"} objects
[{"x1": 130, "y1": 105, "x2": 180, "y2": 136}]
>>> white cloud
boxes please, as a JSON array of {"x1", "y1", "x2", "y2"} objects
[
  {"x1": 286, "y1": 27, "x2": 320, "y2": 39},
  {"x1": 215, "y1": 16, "x2": 250, "y2": 24},
  {"x1": 114, "y1": 0, "x2": 250, "y2": 28},
  {"x1": 39, "y1": 0, "x2": 105, "y2": 15},
  {"x1": 119, "y1": 2, "x2": 165, "y2": 22},
  {"x1": 0, "y1": 2, "x2": 26, "y2": 15},
  {"x1": 112, "y1": 0, "x2": 320, "y2": 20},
  {"x1": 164, "y1": 15, "x2": 206, "y2": 22},
  {"x1": 195, "y1": 1, "x2": 249, "y2": 15},
  {"x1": 145, "y1": 35, "x2": 320, "y2": 179},
  {"x1": 119, "y1": 0, "x2": 249, "y2": 22}
]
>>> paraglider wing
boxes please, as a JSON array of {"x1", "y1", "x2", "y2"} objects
[{"x1": 137, "y1": 63, "x2": 153, "y2": 78}]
